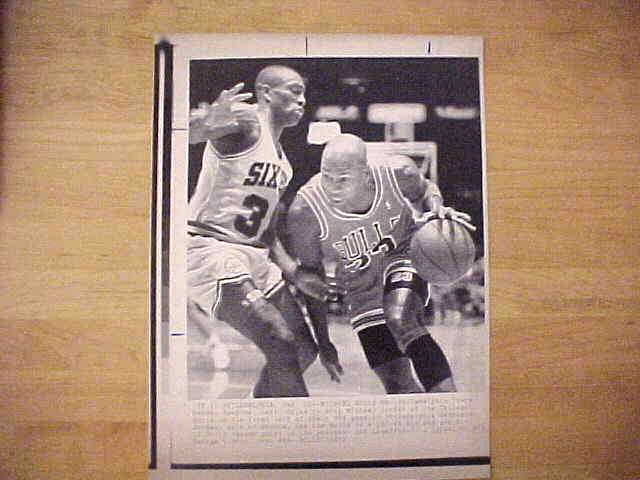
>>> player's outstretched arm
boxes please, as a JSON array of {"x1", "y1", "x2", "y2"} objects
[
  {"x1": 391, "y1": 155, "x2": 476, "y2": 231},
  {"x1": 266, "y1": 202, "x2": 338, "y2": 303},
  {"x1": 270, "y1": 236, "x2": 336, "y2": 302},
  {"x1": 286, "y1": 196, "x2": 344, "y2": 383},
  {"x1": 189, "y1": 82, "x2": 258, "y2": 147}
]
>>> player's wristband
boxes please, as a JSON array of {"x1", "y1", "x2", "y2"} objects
[
  {"x1": 241, "y1": 289, "x2": 265, "y2": 307},
  {"x1": 294, "y1": 263, "x2": 319, "y2": 277},
  {"x1": 291, "y1": 261, "x2": 323, "y2": 284}
]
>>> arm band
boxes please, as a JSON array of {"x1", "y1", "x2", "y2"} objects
[{"x1": 241, "y1": 288, "x2": 265, "y2": 307}]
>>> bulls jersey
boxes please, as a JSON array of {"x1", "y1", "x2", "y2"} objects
[
  {"x1": 188, "y1": 111, "x2": 293, "y2": 247},
  {"x1": 298, "y1": 161, "x2": 419, "y2": 328}
]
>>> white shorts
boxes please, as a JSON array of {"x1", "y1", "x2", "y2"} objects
[{"x1": 187, "y1": 235, "x2": 284, "y2": 321}]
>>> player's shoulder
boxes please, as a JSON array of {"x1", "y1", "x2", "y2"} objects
[
  {"x1": 384, "y1": 154, "x2": 419, "y2": 176},
  {"x1": 289, "y1": 195, "x2": 310, "y2": 216},
  {"x1": 291, "y1": 174, "x2": 326, "y2": 219},
  {"x1": 367, "y1": 154, "x2": 414, "y2": 178},
  {"x1": 367, "y1": 154, "x2": 389, "y2": 170},
  {"x1": 376, "y1": 154, "x2": 424, "y2": 201},
  {"x1": 297, "y1": 172, "x2": 322, "y2": 194},
  {"x1": 307, "y1": 171, "x2": 322, "y2": 184},
  {"x1": 288, "y1": 190, "x2": 323, "y2": 236},
  {"x1": 291, "y1": 178, "x2": 319, "y2": 213}
]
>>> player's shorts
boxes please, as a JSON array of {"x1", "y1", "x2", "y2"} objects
[
  {"x1": 187, "y1": 234, "x2": 284, "y2": 322},
  {"x1": 342, "y1": 259, "x2": 386, "y2": 334}
]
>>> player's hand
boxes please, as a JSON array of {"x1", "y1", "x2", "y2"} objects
[
  {"x1": 318, "y1": 341, "x2": 344, "y2": 383},
  {"x1": 431, "y1": 206, "x2": 477, "y2": 232},
  {"x1": 293, "y1": 267, "x2": 346, "y2": 303},
  {"x1": 189, "y1": 82, "x2": 254, "y2": 139}
]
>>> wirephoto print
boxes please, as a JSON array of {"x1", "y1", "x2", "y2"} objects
[{"x1": 150, "y1": 34, "x2": 489, "y2": 480}]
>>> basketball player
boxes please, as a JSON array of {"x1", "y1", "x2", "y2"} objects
[
  {"x1": 287, "y1": 134, "x2": 472, "y2": 394},
  {"x1": 187, "y1": 66, "x2": 341, "y2": 398}
]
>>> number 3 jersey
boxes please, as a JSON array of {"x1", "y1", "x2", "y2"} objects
[
  {"x1": 297, "y1": 161, "x2": 419, "y2": 331},
  {"x1": 188, "y1": 110, "x2": 292, "y2": 247}
]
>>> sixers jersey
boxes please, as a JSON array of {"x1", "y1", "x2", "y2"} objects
[
  {"x1": 188, "y1": 111, "x2": 292, "y2": 247},
  {"x1": 298, "y1": 161, "x2": 417, "y2": 319}
]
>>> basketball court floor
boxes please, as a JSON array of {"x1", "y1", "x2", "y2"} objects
[{"x1": 187, "y1": 317, "x2": 487, "y2": 400}]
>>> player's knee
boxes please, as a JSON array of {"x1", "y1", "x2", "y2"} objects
[
  {"x1": 383, "y1": 271, "x2": 427, "y2": 328},
  {"x1": 271, "y1": 323, "x2": 296, "y2": 344},
  {"x1": 384, "y1": 303, "x2": 416, "y2": 329},
  {"x1": 266, "y1": 318, "x2": 296, "y2": 350}
]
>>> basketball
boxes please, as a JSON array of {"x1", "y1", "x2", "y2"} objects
[{"x1": 410, "y1": 219, "x2": 476, "y2": 285}]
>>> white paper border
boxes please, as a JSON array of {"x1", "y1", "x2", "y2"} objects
[{"x1": 150, "y1": 33, "x2": 489, "y2": 480}]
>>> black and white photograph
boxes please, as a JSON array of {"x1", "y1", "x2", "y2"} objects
[
  {"x1": 150, "y1": 34, "x2": 489, "y2": 480},
  {"x1": 186, "y1": 56, "x2": 486, "y2": 401}
]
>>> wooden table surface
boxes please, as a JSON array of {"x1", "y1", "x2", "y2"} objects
[{"x1": 1, "y1": 2, "x2": 638, "y2": 479}]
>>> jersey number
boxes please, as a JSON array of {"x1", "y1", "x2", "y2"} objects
[{"x1": 234, "y1": 194, "x2": 269, "y2": 237}]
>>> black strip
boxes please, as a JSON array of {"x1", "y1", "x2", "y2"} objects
[
  {"x1": 218, "y1": 273, "x2": 252, "y2": 284},
  {"x1": 351, "y1": 312, "x2": 385, "y2": 330},
  {"x1": 172, "y1": 456, "x2": 490, "y2": 470},
  {"x1": 148, "y1": 40, "x2": 161, "y2": 471},
  {"x1": 148, "y1": 38, "x2": 174, "y2": 471},
  {"x1": 161, "y1": 39, "x2": 174, "y2": 337},
  {"x1": 187, "y1": 219, "x2": 225, "y2": 234},
  {"x1": 263, "y1": 279, "x2": 285, "y2": 298}
]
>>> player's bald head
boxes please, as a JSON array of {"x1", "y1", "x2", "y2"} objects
[
  {"x1": 321, "y1": 134, "x2": 368, "y2": 171},
  {"x1": 320, "y1": 134, "x2": 372, "y2": 210},
  {"x1": 255, "y1": 65, "x2": 302, "y2": 95}
]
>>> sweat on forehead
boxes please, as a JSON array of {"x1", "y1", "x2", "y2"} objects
[
  {"x1": 254, "y1": 65, "x2": 302, "y2": 89},
  {"x1": 321, "y1": 134, "x2": 368, "y2": 168}
]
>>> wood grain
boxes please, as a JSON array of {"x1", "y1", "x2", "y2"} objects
[{"x1": 1, "y1": 1, "x2": 639, "y2": 479}]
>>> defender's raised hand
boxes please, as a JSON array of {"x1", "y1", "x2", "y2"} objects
[{"x1": 189, "y1": 83, "x2": 254, "y2": 143}]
